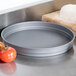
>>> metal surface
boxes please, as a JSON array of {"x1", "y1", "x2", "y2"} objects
[
  {"x1": 0, "y1": 1, "x2": 54, "y2": 29},
  {"x1": 0, "y1": 38, "x2": 76, "y2": 76},
  {"x1": 0, "y1": 0, "x2": 76, "y2": 29},
  {"x1": 0, "y1": 0, "x2": 76, "y2": 76},
  {"x1": 0, "y1": 10, "x2": 26, "y2": 29},
  {"x1": 1, "y1": 21, "x2": 74, "y2": 57}
]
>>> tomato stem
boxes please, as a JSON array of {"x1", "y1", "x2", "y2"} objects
[
  {"x1": 0, "y1": 44, "x2": 8, "y2": 51},
  {"x1": 0, "y1": 44, "x2": 4, "y2": 48},
  {"x1": 4, "y1": 47, "x2": 8, "y2": 50}
]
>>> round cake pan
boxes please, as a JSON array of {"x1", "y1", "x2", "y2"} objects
[{"x1": 1, "y1": 21, "x2": 75, "y2": 57}]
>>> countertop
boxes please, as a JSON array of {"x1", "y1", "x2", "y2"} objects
[
  {"x1": 0, "y1": 38, "x2": 76, "y2": 76},
  {"x1": 0, "y1": 0, "x2": 52, "y2": 15}
]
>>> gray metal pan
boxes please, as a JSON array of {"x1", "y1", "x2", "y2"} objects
[{"x1": 1, "y1": 21, "x2": 75, "y2": 57}]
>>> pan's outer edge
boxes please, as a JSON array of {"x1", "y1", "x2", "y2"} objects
[{"x1": 1, "y1": 21, "x2": 75, "y2": 57}]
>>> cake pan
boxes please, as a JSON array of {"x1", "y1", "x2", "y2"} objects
[{"x1": 1, "y1": 21, "x2": 75, "y2": 57}]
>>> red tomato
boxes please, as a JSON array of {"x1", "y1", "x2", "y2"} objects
[
  {"x1": 0, "y1": 41, "x2": 5, "y2": 59},
  {"x1": 0, "y1": 41, "x2": 5, "y2": 50},
  {"x1": 1, "y1": 47, "x2": 17, "y2": 63}
]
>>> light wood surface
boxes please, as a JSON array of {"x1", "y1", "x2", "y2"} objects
[{"x1": 42, "y1": 11, "x2": 76, "y2": 36}]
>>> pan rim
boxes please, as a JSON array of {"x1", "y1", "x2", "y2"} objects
[{"x1": 1, "y1": 21, "x2": 75, "y2": 50}]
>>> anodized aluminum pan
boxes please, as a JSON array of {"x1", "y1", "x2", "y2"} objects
[{"x1": 1, "y1": 21, "x2": 75, "y2": 57}]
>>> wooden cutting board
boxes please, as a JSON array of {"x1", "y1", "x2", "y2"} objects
[{"x1": 42, "y1": 11, "x2": 76, "y2": 36}]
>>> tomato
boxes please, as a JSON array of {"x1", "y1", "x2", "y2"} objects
[
  {"x1": 0, "y1": 41, "x2": 5, "y2": 47},
  {"x1": 0, "y1": 41, "x2": 5, "y2": 50},
  {"x1": 0, "y1": 42, "x2": 5, "y2": 59},
  {"x1": 1, "y1": 47, "x2": 17, "y2": 63}
]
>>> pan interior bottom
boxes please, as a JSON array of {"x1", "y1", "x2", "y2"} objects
[{"x1": 5, "y1": 29, "x2": 70, "y2": 48}]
